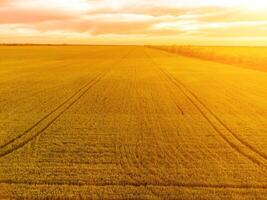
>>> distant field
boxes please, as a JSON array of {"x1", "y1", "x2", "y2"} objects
[
  {"x1": 151, "y1": 46, "x2": 267, "y2": 72},
  {"x1": 0, "y1": 46, "x2": 267, "y2": 199}
]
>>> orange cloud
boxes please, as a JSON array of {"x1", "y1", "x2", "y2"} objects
[
  {"x1": 0, "y1": 0, "x2": 267, "y2": 45},
  {"x1": 0, "y1": 8, "x2": 74, "y2": 23}
]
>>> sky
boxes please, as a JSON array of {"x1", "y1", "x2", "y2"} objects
[{"x1": 0, "y1": 0, "x2": 267, "y2": 45}]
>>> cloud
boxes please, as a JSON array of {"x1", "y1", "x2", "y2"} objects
[
  {"x1": 0, "y1": 8, "x2": 74, "y2": 24},
  {"x1": 0, "y1": 0, "x2": 267, "y2": 44}
]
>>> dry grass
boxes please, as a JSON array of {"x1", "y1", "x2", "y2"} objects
[
  {"x1": 0, "y1": 46, "x2": 267, "y2": 199},
  {"x1": 151, "y1": 46, "x2": 267, "y2": 72}
]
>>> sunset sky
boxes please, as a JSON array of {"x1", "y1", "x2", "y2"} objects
[{"x1": 1, "y1": 0, "x2": 267, "y2": 45}]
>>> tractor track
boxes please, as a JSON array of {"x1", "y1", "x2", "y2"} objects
[
  {"x1": 1, "y1": 179, "x2": 267, "y2": 189},
  {"x1": 0, "y1": 71, "x2": 104, "y2": 150},
  {"x1": 0, "y1": 71, "x2": 107, "y2": 158},
  {"x1": 0, "y1": 50, "x2": 132, "y2": 158},
  {"x1": 145, "y1": 49, "x2": 267, "y2": 169}
]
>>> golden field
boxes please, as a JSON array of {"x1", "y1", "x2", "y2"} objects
[{"x1": 0, "y1": 45, "x2": 267, "y2": 199}]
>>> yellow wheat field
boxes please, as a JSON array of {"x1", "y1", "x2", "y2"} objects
[{"x1": 0, "y1": 45, "x2": 267, "y2": 199}]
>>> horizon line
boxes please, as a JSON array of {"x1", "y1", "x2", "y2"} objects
[{"x1": 1, "y1": 43, "x2": 267, "y2": 48}]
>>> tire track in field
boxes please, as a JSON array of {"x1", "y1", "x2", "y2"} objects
[
  {"x1": 163, "y1": 69, "x2": 267, "y2": 167},
  {"x1": 142, "y1": 53, "x2": 227, "y2": 199},
  {"x1": 143, "y1": 50, "x2": 194, "y2": 167},
  {"x1": 145, "y1": 49, "x2": 267, "y2": 169},
  {"x1": 0, "y1": 71, "x2": 107, "y2": 158},
  {"x1": 0, "y1": 49, "x2": 134, "y2": 158},
  {"x1": 0, "y1": 60, "x2": 108, "y2": 148},
  {"x1": 0, "y1": 71, "x2": 104, "y2": 150},
  {"x1": 143, "y1": 51, "x2": 216, "y2": 195},
  {"x1": 1, "y1": 179, "x2": 267, "y2": 189}
]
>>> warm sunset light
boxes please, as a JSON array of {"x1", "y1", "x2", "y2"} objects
[
  {"x1": 1, "y1": 0, "x2": 267, "y2": 45},
  {"x1": 1, "y1": 1, "x2": 267, "y2": 199}
]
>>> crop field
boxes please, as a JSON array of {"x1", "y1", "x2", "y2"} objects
[{"x1": 0, "y1": 45, "x2": 267, "y2": 199}]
